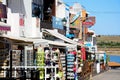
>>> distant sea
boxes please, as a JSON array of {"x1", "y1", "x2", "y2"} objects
[{"x1": 109, "y1": 55, "x2": 120, "y2": 63}]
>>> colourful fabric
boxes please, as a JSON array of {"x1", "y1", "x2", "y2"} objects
[
  {"x1": 36, "y1": 46, "x2": 45, "y2": 79},
  {"x1": 81, "y1": 47, "x2": 86, "y2": 60},
  {"x1": 58, "y1": 71, "x2": 63, "y2": 78}
]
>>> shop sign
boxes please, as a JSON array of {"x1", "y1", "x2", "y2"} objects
[
  {"x1": 81, "y1": 47, "x2": 86, "y2": 60},
  {"x1": 70, "y1": 14, "x2": 81, "y2": 29},
  {"x1": 0, "y1": 3, "x2": 7, "y2": 18},
  {"x1": 85, "y1": 42, "x2": 92, "y2": 47},
  {"x1": 0, "y1": 21, "x2": 11, "y2": 31},
  {"x1": 83, "y1": 21, "x2": 94, "y2": 26},
  {"x1": 19, "y1": 14, "x2": 24, "y2": 27},
  {"x1": 66, "y1": 33, "x2": 75, "y2": 38},
  {"x1": 52, "y1": 16, "x2": 63, "y2": 29},
  {"x1": 0, "y1": 26, "x2": 10, "y2": 31},
  {"x1": 83, "y1": 16, "x2": 95, "y2": 28}
]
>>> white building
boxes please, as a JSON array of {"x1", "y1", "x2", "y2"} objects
[
  {"x1": 5, "y1": 0, "x2": 70, "y2": 38},
  {"x1": 85, "y1": 29, "x2": 97, "y2": 52},
  {"x1": 6, "y1": 0, "x2": 42, "y2": 38},
  {"x1": 70, "y1": 3, "x2": 83, "y2": 14},
  {"x1": 56, "y1": 0, "x2": 70, "y2": 34}
]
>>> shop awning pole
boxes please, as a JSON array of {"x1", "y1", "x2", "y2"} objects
[{"x1": 10, "y1": 49, "x2": 12, "y2": 79}]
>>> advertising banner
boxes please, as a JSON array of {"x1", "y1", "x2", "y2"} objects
[{"x1": 70, "y1": 14, "x2": 81, "y2": 29}]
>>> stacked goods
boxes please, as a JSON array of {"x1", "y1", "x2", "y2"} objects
[
  {"x1": 67, "y1": 50, "x2": 77, "y2": 80},
  {"x1": 67, "y1": 53, "x2": 75, "y2": 79},
  {"x1": 60, "y1": 53, "x2": 66, "y2": 77},
  {"x1": 0, "y1": 49, "x2": 9, "y2": 66},
  {"x1": 27, "y1": 50, "x2": 33, "y2": 66},
  {"x1": 44, "y1": 49, "x2": 51, "y2": 79},
  {"x1": 55, "y1": 49, "x2": 65, "y2": 80},
  {"x1": 12, "y1": 50, "x2": 21, "y2": 66},
  {"x1": 77, "y1": 50, "x2": 82, "y2": 73},
  {"x1": 45, "y1": 49, "x2": 51, "y2": 66},
  {"x1": 12, "y1": 50, "x2": 21, "y2": 77},
  {"x1": 0, "y1": 49, "x2": 9, "y2": 77},
  {"x1": 51, "y1": 48, "x2": 64, "y2": 80}
]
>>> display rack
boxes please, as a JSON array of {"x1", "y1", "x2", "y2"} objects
[
  {"x1": 0, "y1": 49, "x2": 9, "y2": 77},
  {"x1": 67, "y1": 53, "x2": 75, "y2": 79}
]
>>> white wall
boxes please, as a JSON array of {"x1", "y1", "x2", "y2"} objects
[
  {"x1": 65, "y1": 4, "x2": 70, "y2": 34},
  {"x1": 56, "y1": 2, "x2": 65, "y2": 18},
  {"x1": 7, "y1": 13, "x2": 20, "y2": 36},
  {"x1": 7, "y1": 0, "x2": 42, "y2": 38},
  {"x1": 1, "y1": 0, "x2": 6, "y2": 5},
  {"x1": 56, "y1": 0, "x2": 70, "y2": 34},
  {"x1": 23, "y1": 0, "x2": 33, "y2": 37},
  {"x1": 70, "y1": 3, "x2": 83, "y2": 14},
  {"x1": 7, "y1": 0, "x2": 22, "y2": 37}
]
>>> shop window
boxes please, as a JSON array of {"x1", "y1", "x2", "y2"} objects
[
  {"x1": 43, "y1": 0, "x2": 55, "y2": 21},
  {"x1": 32, "y1": 2, "x2": 41, "y2": 18}
]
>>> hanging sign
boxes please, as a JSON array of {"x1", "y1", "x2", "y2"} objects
[
  {"x1": 19, "y1": 14, "x2": 24, "y2": 27},
  {"x1": 83, "y1": 16, "x2": 95, "y2": 28}
]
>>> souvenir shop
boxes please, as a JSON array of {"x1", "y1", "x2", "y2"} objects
[
  {"x1": 0, "y1": 35, "x2": 33, "y2": 79},
  {"x1": 32, "y1": 38, "x2": 81, "y2": 80}
]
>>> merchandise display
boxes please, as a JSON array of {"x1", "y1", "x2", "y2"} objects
[
  {"x1": 36, "y1": 45, "x2": 45, "y2": 80},
  {"x1": 67, "y1": 52, "x2": 76, "y2": 79}
]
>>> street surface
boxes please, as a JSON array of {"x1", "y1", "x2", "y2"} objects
[{"x1": 92, "y1": 68, "x2": 120, "y2": 80}]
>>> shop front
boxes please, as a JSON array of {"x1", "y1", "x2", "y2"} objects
[
  {"x1": 0, "y1": 35, "x2": 33, "y2": 79},
  {"x1": 29, "y1": 39, "x2": 77, "y2": 80}
]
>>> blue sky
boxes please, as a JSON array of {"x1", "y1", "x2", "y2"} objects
[{"x1": 64, "y1": 0, "x2": 120, "y2": 35}]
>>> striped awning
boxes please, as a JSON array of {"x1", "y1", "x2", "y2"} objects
[{"x1": 0, "y1": 22, "x2": 11, "y2": 31}]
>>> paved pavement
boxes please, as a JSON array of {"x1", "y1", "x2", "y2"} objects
[{"x1": 92, "y1": 68, "x2": 120, "y2": 80}]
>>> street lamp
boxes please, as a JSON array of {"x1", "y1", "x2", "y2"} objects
[
  {"x1": 62, "y1": 18, "x2": 67, "y2": 35},
  {"x1": 62, "y1": 17, "x2": 67, "y2": 26},
  {"x1": 62, "y1": 17, "x2": 68, "y2": 80}
]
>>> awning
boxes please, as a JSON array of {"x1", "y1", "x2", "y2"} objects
[
  {"x1": 0, "y1": 35, "x2": 33, "y2": 44},
  {"x1": 29, "y1": 38, "x2": 76, "y2": 48},
  {"x1": 0, "y1": 35, "x2": 77, "y2": 48},
  {"x1": 0, "y1": 35, "x2": 77, "y2": 49},
  {"x1": 42, "y1": 29, "x2": 84, "y2": 47},
  {"x1": 0, "y1": 22, "x2": 11, "y2": 31},
  {"x1": 87, "y1": 29, "x2": 94, "y2": 35}
]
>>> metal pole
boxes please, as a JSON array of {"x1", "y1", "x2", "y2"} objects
[
  {"x1": 79, "y1": 20, "x2": 83, "y2": 39},
  {"x1": 10, "y1": 50, "x2": 12, "y2": 79},
  {"x1": 94, "y1": 48, "x2": 96, "y2": 62},
  {"x1": 65, "y1": 48, "x2": 67, "y2": 80}
]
